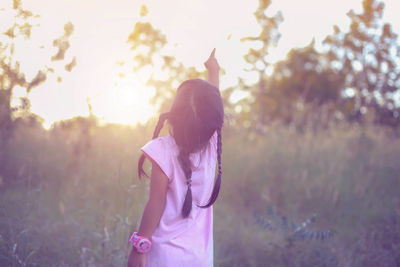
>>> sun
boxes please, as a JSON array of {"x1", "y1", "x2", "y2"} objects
[{"x1": 91, "y1": 75, "x2": 156, "y2": 126}]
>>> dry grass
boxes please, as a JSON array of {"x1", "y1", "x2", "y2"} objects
[{"x1": 1, "y1": 120, "x2": 400, "y2": 266}]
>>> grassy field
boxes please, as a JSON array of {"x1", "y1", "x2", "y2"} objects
[{"x1": 1, "y1": 120, "x2": 400, "y2": 266}]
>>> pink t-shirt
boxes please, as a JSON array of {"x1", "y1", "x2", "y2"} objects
[{"x1": 141, "y1": 132, "x2": 218, "y2": 267}]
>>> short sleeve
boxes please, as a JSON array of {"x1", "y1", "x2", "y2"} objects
[{"x1": 141, "y1": 137, "x2": 173, "y2": 181}]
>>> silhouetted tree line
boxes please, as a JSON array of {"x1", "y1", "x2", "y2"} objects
[
  {"x1": 0, "y1": 0, "x2": 75, "y2": 181},
  {"x1": 1, "y1": 0, "x2": 400, "y2": 139},
  {"x1": 235, "y1": 0, "x2": 400, "y2": 131},
  {"x1": 125, "y1": 0, "x2": 400, "y2": 131},
  {"x1": 0, "y1": 0, "x2": 75, "y2": 135}
]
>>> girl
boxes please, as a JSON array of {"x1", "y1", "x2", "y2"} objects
[{"x1": 127, "y1": 49, "x2": 224, "y2": 267}]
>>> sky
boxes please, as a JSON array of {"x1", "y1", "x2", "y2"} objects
[{"x1": 2, "y1": 0, "x2": 400, "y2": 128}]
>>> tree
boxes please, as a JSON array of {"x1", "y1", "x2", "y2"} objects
[
  {"x1": 125, "y1": 6, "x2": 206, "y2": 113},
  {"x1": 323, "y1": 0, "x2": 400, "y2": 126},
  {"x1": 0, "y1": 0, "x2": 75, "y2": 135},
  {"x1": 0, "y1": 0, "x2": 75, "y2": 183},
  {"x1": 236, "y1": 0, "x2": 400, "y2": 130},
  {"x1": 226, "y1": 0, "x2": 283, "y2": 129},
  {"x1": 265, "y1": 41, "x2": 344, "y2": 128}
]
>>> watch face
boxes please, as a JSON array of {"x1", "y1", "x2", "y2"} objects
[{"x1": 138, "y1": 239, "x2": 151, "y2": 253}]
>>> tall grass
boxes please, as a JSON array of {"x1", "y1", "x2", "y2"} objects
[{"x1": 1, "y1": 120, "x2": 399, "y2": 266}]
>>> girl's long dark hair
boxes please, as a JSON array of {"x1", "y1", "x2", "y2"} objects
[{"x1": 138, "y1": 79, "x2": 224, "y2": 218}]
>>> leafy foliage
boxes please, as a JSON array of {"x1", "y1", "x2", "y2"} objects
[
  {"x1": 126, "y1": 10, "x2": 206, "y2": 112},
  {"x1": 234, "y1": 0, "x2": 400, "y2": 130},
  {"x1": 0, "y1": 0, "x2": 76, "y2": 187},
  {"x1": 323, "y1": 0, "x2": 400, "y2": 126},
  {"x1": 0, "y1": 0, "x2": 75, "y2": 134},
  {"x1": 254, "y1": 206, "x2": 336, "y2": 246},
  {"x1": 237, "y1": 0, "x2": 283, "y2": 127}
]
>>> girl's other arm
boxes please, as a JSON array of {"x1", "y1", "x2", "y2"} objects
[
  {"x1": 127, "y1": 161, "x2": 168, "y2": 267},
  {"x1": 137, "y1": 161, "x2": 168, "y2": 238},
  {"x1": 204, "y1": 48, "x2": 220, "y2": 89}
]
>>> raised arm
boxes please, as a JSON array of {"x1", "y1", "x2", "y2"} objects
[{"x1": 204, "y1": 48, "x2": 220, "y2": 89}]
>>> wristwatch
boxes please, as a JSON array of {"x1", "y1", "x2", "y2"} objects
[{"x1": 129, "y1": 232, "x2": 152, "y2": 253}]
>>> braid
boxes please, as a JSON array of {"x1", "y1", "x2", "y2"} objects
[
  {"x1": 179, "y1": 149, "x2": 193, "y2": 218},
  {"x1": 217, "y1": 128, "x2": 222, "y2": 178},
  {"x1": 137, "y1": 112, "x2": 169, "y2": 179},
  {"x1": 199, "y1": 127, "x2": 222, "y2": 208}
]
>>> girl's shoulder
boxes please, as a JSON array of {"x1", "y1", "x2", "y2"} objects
[
  {"x1": 145, "y1": 135, "x2": 178, "y2": 155},
  {"x1": 144, "y1": 132, "x2": 216, "y2": 159},
  {"x1": 154, "y1": 135, "x2": 175, "y2": 147},
  {"x1": 156, "y1": 135, "x2": 174, "y2": 143}
]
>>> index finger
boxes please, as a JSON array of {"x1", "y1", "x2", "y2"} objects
[{"x1": 209, "y1": 48, "x2": 216, "y2": 58}]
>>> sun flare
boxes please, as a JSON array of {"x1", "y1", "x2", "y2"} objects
[{"x1": 91, "y1": 75, "x2": 156, "y2": 126}]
